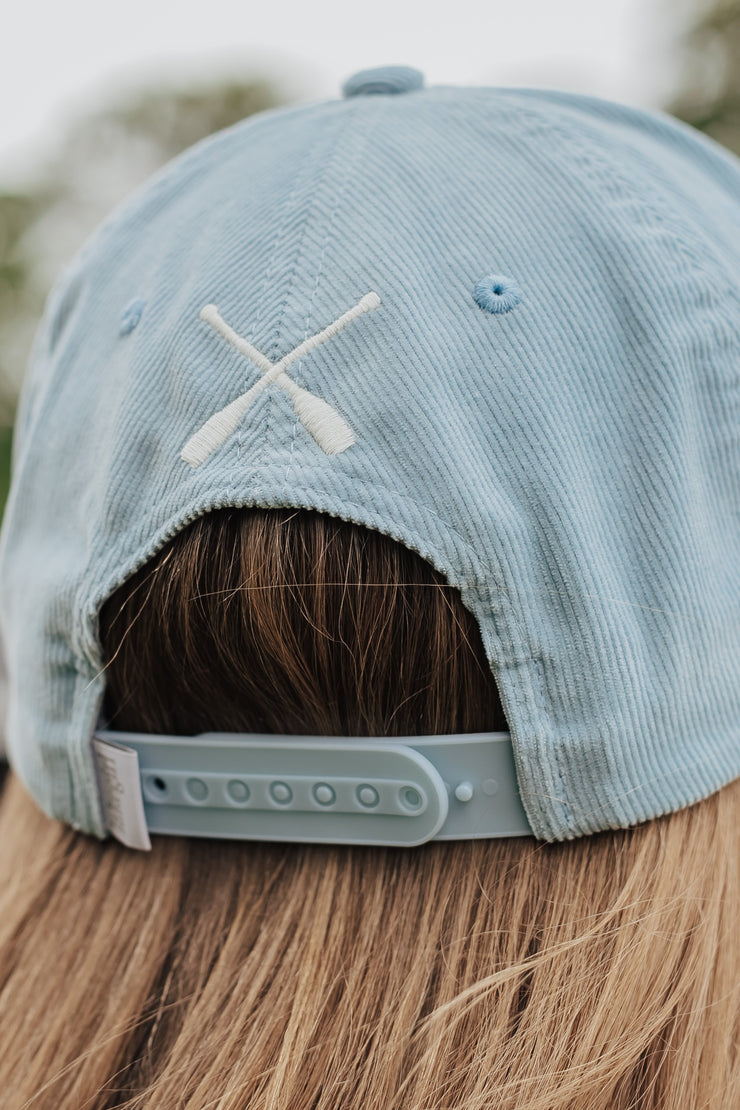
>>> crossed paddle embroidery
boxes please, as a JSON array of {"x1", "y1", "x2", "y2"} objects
[{"x1": 180, "y1": 291, "x2": 381, "y2": 468}]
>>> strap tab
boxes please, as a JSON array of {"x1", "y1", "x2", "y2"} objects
[
  {"x1": 93, "y1": 731, "x2": 534, "y2": 849},
  {"x1": 92, "y1": 735, "x2": 152, "y2": 851}
]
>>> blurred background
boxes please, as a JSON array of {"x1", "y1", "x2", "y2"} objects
[{"x1": 0, "y1": 0, "x2": 738, "y2": 515}]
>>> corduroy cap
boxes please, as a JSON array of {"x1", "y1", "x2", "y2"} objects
[{"x1": 1, "y1": 65, "x2": 739, "y2": 843}]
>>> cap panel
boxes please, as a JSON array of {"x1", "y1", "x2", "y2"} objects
[{"x1": 0, "y1": 97, "x2": 361, "y2": 832}]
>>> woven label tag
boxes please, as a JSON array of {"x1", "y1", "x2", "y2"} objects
[{"x1": 92, "y1": 735, "x2": 152, "y2": 851}]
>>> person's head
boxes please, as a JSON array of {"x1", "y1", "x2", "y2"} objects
[
  {"x1": 2, "y1": 505, "x2": 739, "y2": 1109},
  {"x1": 1, "y1": 67, "x2": 739, "y2": 1108}
]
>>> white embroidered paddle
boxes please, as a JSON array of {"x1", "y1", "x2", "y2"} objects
[{"x1": 181, "y1": 292, "x2": 381, "y2": 467}]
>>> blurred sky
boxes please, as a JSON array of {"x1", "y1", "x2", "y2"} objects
[{"x1": 2, "y1": 0, "x2": 687, "y2": 190}]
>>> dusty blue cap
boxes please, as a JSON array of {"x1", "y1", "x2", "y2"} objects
[{"x1": 1, "y1": 66, "x2": 740, "y2": 842}]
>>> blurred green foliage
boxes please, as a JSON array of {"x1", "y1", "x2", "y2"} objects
[
  {"x1": 101, "y1": 79, "x2": 281, "y2": 163},
  {"x1": 669, "y1": 0, "x2": 740, "y2": 154},
  {"x1": 0, "y1": 426, "x2": 11, "y2": 514},
  {"x1": 0, "y1": 189, "x2": 51, "y2": 426}
]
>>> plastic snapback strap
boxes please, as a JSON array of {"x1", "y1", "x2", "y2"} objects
[{"x1": 92, "y1": 730, "x2": 535, "y2": 851}]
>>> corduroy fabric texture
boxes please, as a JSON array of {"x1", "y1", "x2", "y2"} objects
[{"x1": 1, "y1": 69, "x2": 739, "y2": 842}]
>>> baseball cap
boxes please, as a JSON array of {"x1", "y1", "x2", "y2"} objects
[{"x1": 1, "y1": 65, "x2": 739, "y2": 848}]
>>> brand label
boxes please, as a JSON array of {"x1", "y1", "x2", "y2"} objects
[{"x1": 93, "y1": 735, "x2": 152, "y2": 851}]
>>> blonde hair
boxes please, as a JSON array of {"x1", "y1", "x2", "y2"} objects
[{"x1": 0, "y1": 508, "x2": 737, "y2": 1109}]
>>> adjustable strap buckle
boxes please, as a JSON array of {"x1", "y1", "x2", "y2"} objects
[{"x1": 92, "y1": 730, "x2": 534, "y2": 850}]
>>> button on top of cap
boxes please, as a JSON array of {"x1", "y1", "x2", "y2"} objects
[{"x1": 342, "y1": 66, "x2": 425, "y2": 98}]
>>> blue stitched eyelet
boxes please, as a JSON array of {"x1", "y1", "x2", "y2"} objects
[
  {"x1": 119, "y1": 297, "x2": 147, "y2": 336},
  {"x1": 473, "y1": 274, "x2": 522, "y2": 315}
]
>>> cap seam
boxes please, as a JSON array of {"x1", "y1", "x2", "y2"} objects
[
  {"x1": 241, "y1": 104, "x2": 361, "y2": 483},
  {"x1": 540, "y1": 107, "x2": 737, "y2": 303},
  {"x1": 277, "y1": 107, "x2": 359, "y2": 484},
  {"x1": 281, "y1": 97, "x2": 397, "y2": 496}
]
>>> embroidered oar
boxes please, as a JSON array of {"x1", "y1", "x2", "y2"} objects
[{"x1": 181, "y1": 292, "x2": 381, "y2": 467}]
